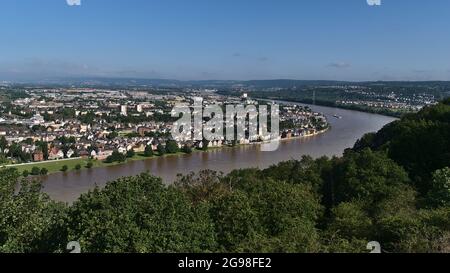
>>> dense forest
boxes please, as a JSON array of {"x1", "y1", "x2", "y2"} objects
[{"x1": 0, "y1": 99, "x2": 449, "y2": 253}]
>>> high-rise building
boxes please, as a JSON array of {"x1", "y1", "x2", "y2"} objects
[
  {"x1": 121, "y1": 105, "x2": 128, "y2": 116},
  {"x1": 136, "y1": 104, "x2": 143, "y2": 113}
]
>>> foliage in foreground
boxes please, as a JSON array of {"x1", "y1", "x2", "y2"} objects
[{"x1": 0, "y1": 99, "x2": 449, "y2": 253}]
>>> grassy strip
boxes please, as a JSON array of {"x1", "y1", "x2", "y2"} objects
[
  {"x1": 13, "y1": 158, "x2": 90, "y2": 174},
  {"x1": 8, "y1": 152, "x2": 194, "y2": 176}
]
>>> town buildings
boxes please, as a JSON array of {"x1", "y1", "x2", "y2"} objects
[{"x1": 0, "y1": 88, "x2": 328, "y2": 165}]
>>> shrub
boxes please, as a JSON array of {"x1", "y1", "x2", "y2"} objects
[
  {"x1": 31, "y1": 167, "x2": 40, "y2": 176},
  {"x1": 144, "y1": 145, "x2": 153, "y2": 157},
  {"x1": 157, "y1": 144, "x2": 166, "y2": 156}
]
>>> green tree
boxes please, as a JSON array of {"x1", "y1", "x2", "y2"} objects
[
  {"x1": 86, "y1": 162, "x2": 94, "y2": 169},
  {"x1": 78, "y1": 111, "x2": 96, "y2": 125},
  {"x1": 353, "y1": 100, "x2": 450, "y2": 195},
  {"x1": 210, "y1": 190, "x2": 260, "y2": 251},
  {"x1": 31, "y1": 167, "x2": 40, "y2": 176},
  {"x1": 61, "y1": 165, "x2": 68, "y2": 172},
  {"x1": 262, "y1": 156, "x2": 329, "y2": 193},
  {"x1": 126, "y1": 149, "x2": 135, "y2": 158},
  {"x1": 375, "y1": 210, "x2": 434, "y2": 253},
  {"x1": 0, "y1": 168, "x2": 68, "y2": 253},
  {"x1": 175, "y1": 170, "x2": 228, "y2": 205},
  {"x1": 157, "y1": 144, "x2": 166, "y2": 156},
  {"x1": 165, "y1": 140, "x2": 179, "y2": 154},
  {"x1": 67, "y1": 173, "x2": 217, "y2": 253},
  {"x1": 177, "y1": 169, "x2": 323, "y2": 252},
  {"x1": 202, "y1": 139, "x2": 210, "y2": 151},
  {"x1": 40, "y1": 168, "x2": 49, "y2": 175},
  {"x1": 0, "y1": 154, "x2": 7, "y2": 164},
  {"x1": 75, "y1": 164, "x2": 82, "y2": 170},
  {"x1": 0, "y1": 136, "x2": 8, "y2": 151},
  {"x1": 35, "y1": 141, "x2": 49, "y2": 160},
  {"x1": 332, "y1": 149, "x2": 411, "y2": 212},
  {"x1": 327, "y1": 202, "x2": 373, "y2": 240},
  {"x1": 107, "y1": 131, "x2": 119, "y2": 140},
  {"x1": 426, "y1": 167, "x2": 450, "y2": 207},
  {"x1": 144, "y1": 145, "x2": 154, "y2": 157},
  {"x1": 23, "y1": 138, "x2": 33, "y2": 145},
  {"x1": 181, "y1": 145, "x2": 193, "y2": 154},
  {"x1": 105, "y1": 151, "x2": 127, "y2": 163}
]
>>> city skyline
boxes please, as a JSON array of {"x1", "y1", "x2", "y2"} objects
[{"x1": 1, "y1": 0, "x2": 450, "y2": 81}]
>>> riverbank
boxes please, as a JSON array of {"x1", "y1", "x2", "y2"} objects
[
  {"x1": 257, "y1": 97, "x2": 409, "y2": 118},
  {"x1": 3, "y1": 152, "x2": 185, "y2": 176},
  {"x1": 2, "y1": 127, "x2": 330, "y2": 177},
  {"x1": 38, "y1": 102, "x2": 397, "y2": 203}
]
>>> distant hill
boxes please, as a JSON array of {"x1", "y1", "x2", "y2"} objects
[{"x1": 11, "y1": 77, "x2": 450, "y2": 90}]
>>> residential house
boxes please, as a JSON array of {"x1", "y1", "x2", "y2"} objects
[
  {"x1": 33, "y1": 151, "x2": 45, "y2": 162},
  {"x1": 48, "y1": 148, "x2": 64, "y2": 160}
]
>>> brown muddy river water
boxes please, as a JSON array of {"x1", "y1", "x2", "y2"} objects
[{"x1": 40, "y1": 102, "x2": 397, "y2": 202}]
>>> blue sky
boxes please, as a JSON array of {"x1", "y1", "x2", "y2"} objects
[{"x1": 1, "y1": 0, "x2": 450, "y2": 81}]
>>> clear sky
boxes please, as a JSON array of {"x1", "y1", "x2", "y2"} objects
[{"x1": 1, "y1": 0, "x2": 450, "y2": 81}]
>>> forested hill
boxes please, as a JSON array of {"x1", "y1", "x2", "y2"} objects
[
  {"x1": 354, "y1": 98, "x2": 450, "y2": 195},
  {"x1": 0, "y1": 99, "x2": 449, "y2": 253}
]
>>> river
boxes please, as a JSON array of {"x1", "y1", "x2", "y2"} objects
[{"x1": 40, "y1": 102, "x2": 397, "y2": 203}]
